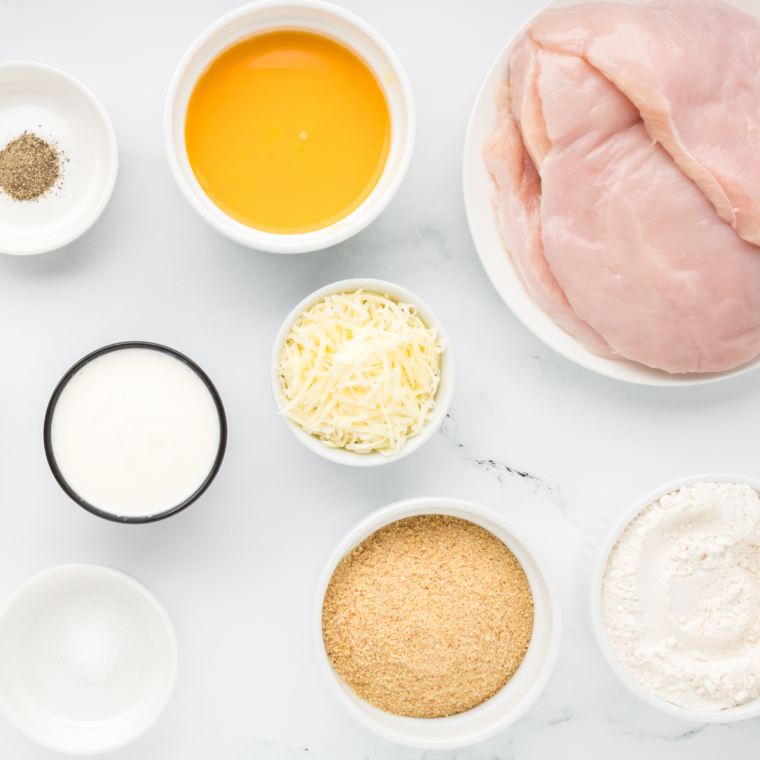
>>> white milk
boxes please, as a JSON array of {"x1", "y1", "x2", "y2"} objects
[{"x1": 51, "y1": 348, "x2": 221, "y2": 517}]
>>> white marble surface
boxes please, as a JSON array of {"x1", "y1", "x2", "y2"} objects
[{"x1": 0, "y1": 0, "x2": 759, "y2": 757}]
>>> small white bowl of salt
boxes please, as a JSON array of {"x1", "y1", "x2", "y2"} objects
[{"x1": 0, "y1": 564, "x2": 177, "y2": 754}]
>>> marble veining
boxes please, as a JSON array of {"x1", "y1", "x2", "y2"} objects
[{"x1": 439, "y1": 413, "x2": 568, "y2": 512}]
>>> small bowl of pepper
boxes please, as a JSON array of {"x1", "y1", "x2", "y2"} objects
[{"x1": 0, "y1": 61, "x2": 118, "y2": 255}]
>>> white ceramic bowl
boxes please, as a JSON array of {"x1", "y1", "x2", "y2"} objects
[
  {"x1": 462, "y1": 0, "x2": 760, "y2": 386},
  {"x1": 0, "y1": 564, "x2": 178, "y2": 754},
  {"x1": 590, "y1": 473, "x2": 760, "y2": 722},
  {"x1": 271, "y1": 278, "x2": 454, "y2": 466},
  {"x1": 313, "y1": 497, "x2": 562, "y2": 748},
  {"x1": 0, "y1": 62, "x2": 118, "y2": 256},
  {"x1": 164, "y1": 0, "x2": 415, "y2": 254}
]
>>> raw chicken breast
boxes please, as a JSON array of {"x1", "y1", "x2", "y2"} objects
[
  {"x1": 537, "y1": 51, "x2": 760, "y2": 372},
  {"x1": 509, "y1": 35, "x2": 551, "y2": 171},
  {"x1": 483, "y1": 80, "x2": 612, "y2": 355},
  {"x1": 532, "y1": 0, "x2": 760, "y2": 246}
]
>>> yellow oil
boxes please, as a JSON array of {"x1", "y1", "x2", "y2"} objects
[{"x1": 185, "y1": 31, "x2": 391, "y2": 234}]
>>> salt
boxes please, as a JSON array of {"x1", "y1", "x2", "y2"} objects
[{"x1": 42, "y1": 590, "x2": 137, "y2": 691}]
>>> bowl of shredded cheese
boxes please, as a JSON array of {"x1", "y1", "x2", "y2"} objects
[{"x1": 271, "y1": 279, "x2": 454, "y2": 465}]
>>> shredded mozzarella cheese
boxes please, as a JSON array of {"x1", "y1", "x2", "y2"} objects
[{"x1": 277, "y1": 289, "x2": 444, "y2": 455}]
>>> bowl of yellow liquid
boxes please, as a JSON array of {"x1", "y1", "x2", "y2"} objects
[{"x1": 164, "y1": 0, "x2": 415, "y2": 253}]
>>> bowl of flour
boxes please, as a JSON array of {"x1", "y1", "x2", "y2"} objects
[{"x1": 590, "y1": 474, "x2": 760, "y2": 722}]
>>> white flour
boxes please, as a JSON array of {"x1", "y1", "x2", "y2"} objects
[{"x1": 601, "y1": 481, "x2": 760, "y2": 711}]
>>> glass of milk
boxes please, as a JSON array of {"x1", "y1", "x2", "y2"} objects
[{"x1": 43, "y1": 342, "x2": 227, "y2": 523}]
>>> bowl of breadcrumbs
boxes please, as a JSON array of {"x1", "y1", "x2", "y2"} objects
[{"x1": 314, "y1": 497, "x2": 561, "y2": 749}]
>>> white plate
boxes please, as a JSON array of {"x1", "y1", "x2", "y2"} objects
[
  {"x1": 313, "y1": 497, "x2": 562, "y2": 748},
  {"x1": 0, "y1": 62, "x2": 118, "y2": 255},
  {"x1": 462, "y1": 0, "x2": 760, "y2": 386},
  {"x1": 0, "y1": 565, "x2": 177, "y2": 754}
]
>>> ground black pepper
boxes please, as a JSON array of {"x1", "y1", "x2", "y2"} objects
[{"x1": 0, "y1": 132, "x2": 61, "y2": 202}]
